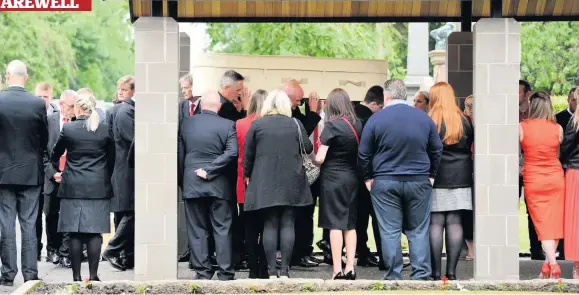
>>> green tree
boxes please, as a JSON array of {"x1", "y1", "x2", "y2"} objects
[
  {"x1": 521, "y1": 22, "x2": 579, "y2": 95},
  {"x1": 206, "y1": 23, "x2": 408, "y2": 79},
  {"x1": 0, "y1": 1, "x2": 134, "y2": 100}
]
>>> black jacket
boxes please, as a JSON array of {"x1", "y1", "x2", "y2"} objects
[
  {"x1": 110, "y1": 98, "x2": 135, "y2": 212},
  {"x1": 44, "y1": 111, "x2": 69, "y2": 194},
  {"x1": 178, "y1": 110, "x2": 238, "y2": 200},
  {"x1": 243, "y1": 115, "x2": 313, "y2": 211},
  {"x1": 50, "y1": 116, "x2": 115, "y2": 200},
  {"x1": 292, "y1": 106, "x2": 321, "y2": 136},
  {"x1": 433, "y1": 116, "x2": 474, "y2": 188},
  {"x1": 0, "y1": 86, "x2": 48, "y2": 185},
  {"x1": 561, "y1": 117, "x2": 579, "y2": 169},
  {"x1": 218, "y1": 92, "x2": 246, "y2": 122},
  {"x1": 354, "y1": 103, "x2": 374, "y2": 129},
  {"x1": 556, "y1": 109, "x2": 573, "y2": 133}
]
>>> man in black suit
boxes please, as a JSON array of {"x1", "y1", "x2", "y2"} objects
[
  {"x1": 0, "y1": 60, "x2": 47, "y2": 285},
  {"x1": 43, "y1": 90, "x2": 78, "y2": 268},
  {"x1": 282, "y1": 80, "x2": 322, "y2": 267},
  {"x1": 178, "y1": 90, "x2": 238, "y2": 280},
  {"x1": 179, "y1": 73, "x2": 201, "y2": 121},
  {"x1": 556, "y1": 87, "x2": 578, "y2": 133},
  {"x1": 102, "y1": 79, "x2": 135, "y2": 271},
  {"x1": 217, "y1": 70, "x2": 248, "y2": 122}
]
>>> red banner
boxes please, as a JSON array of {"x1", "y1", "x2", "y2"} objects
[{"x1": 0, "y1": 0, "x2": 91, "y2": 11}]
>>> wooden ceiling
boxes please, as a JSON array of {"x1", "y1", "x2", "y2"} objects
[{"x1": 130, "y1": 0, "x2": 579, "y2": 21}]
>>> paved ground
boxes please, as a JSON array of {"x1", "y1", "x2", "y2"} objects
[{"x1": 0, "y1": 220, "x2": 576, "y2": 294}]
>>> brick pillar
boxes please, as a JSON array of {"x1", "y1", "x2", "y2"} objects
[
  {"x1": 134, "y1": 17, "x2": 179, "y2": 281},
  {"x1": 446, "y1": 32, "x2": 473, "y2": 110},
  {"x1": 473, "y1": 18, "x2": 520, "y2": 280},
  {"x1": 177, "y1": 31, "x2": 190, "y2": 257}
]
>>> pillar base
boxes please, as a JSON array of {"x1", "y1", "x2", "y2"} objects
[{"x1": 428, "y1": 50, "x2": 447, "y2": 83}]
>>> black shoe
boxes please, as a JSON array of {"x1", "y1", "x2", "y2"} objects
[
  {"x1": 234, "y1": 260, "x2": 249, "y2": 270},
  {"x1": 50, "y1": 252, "x2": 60, "y2": 265},
  {"x1": 102, "y1": 252, "x2": 126, "y2": 271},
  {"x1": 178, "y1": 250, "x2": 191, "y2": 262},
  {"x1": 60, "y1": 257, "x2": 72, "y2": 268},
  {"x1": 73, "y1": 277, "x2": 82, "y2": 282},
  {"x1": 446, "y1": 274, "x2": 457, "y2": 280},
  {"x1": 188, "y1": 261, "x2": 193, "y2": 269},
  {"x1": 89, "y1": 276, "x2": 100, "y2": 281},
  {"x1": 37, "y1": 253, "x2": 41, "y2": 262},
  {"x1": 0, "y1": 279, "x2": 14, "y2": 286},
  {"x1": 357, "y1": 255, "x2": 379, "y2": 267},
  {"x1": 431, "y1": 276, "x2": 441, "y2": 281},
  {"x1": 316, "y1": 240, "x2": 331, "y2": 254},
  {"x1": 345, "y1": 269, "x2": 356, "y2": 280},
  {"x1": 323, "y1": 253, "x2": 333, "y2": 265},
  {"x1": 296, "y1": 256, "x2": 319, "y2": 267},
  {"x1": 308, "y1": 255, "x2": 323, "y2": 264},
  {"x1": 378, "y1": 261, "x2": 386, "y2": 271},
  {"x1": 332, "y1": 271, "x2": 346, "y2": 280},
  {"x1": 124, "y1": 257, "x2": 134, "y2": 270}
]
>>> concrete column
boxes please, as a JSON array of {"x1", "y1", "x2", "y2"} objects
[
  {"x1": 134, "y1": 17, "x2": 180, "y2": 281},
  {"x1": 177, "y1": 31, "x2": 190, "y2": 257},
  {"x1": 446, "y1": 32, "x2": 473, "y2": 110},
  {"x1": 473, "y1": 18, "x2": 521, "y2": 280},
  {"x1": 405, "y1": 23, "x2": 434, "y2": 103}
]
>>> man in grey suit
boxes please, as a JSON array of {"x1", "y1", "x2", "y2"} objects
[
  {"x1": 178, "y1": 91, "x2": 238, "y2": 281},
  {"x1": 0, "y1": 60, "x2": 48, "y2": 285}
]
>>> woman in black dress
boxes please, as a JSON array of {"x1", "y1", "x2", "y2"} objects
[
  {"x1": 315, "y1": 88, "x2": 362, "y2": 280},
  {"x1": 244, "y1": 89, "x2": 313, "y2": 279},
  {"x1": 51, "y1": 92, "x2": 114, "y2": 281}
]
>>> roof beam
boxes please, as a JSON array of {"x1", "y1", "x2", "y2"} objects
[
  {"x1": 461, "y1": 0, "x2": 472, "y2": 32},
  {"x1": 490, "y1": 0, "x2": 503, "y2": 18}
]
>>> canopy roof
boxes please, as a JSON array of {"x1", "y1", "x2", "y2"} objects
[{"x1": 129, "y1": 0, "x2": 579, "y2": 22}]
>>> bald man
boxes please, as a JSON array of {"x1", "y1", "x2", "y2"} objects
[
  {"x1": 280, "y1": 81, "x2": 323, "y2": 267},
  {"x1": 0, "y1": 60, "x2": 47, "y2": 284},
  {"x1": 178, "y1": 90, "x2": 238, "y2": 280}
]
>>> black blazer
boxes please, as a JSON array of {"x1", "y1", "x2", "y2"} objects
[
  {"x1": 178, "y1": 97, "x2": 201, "y2": 122},
  {"x1": 111, "y1": 99, "x2": 135, "y2": 212},
  {"x1": 292, "y1": 106, "x2": 321, "y2": 136},
  {"x1": 50, "y1": 116, "x2": 115, "y2": 200},
  {"x1": 0, "y1": 86, "x2": 48, "y2": 185},
  {"x1": 44, "y1": 111, "x2": 67, "y2": 194},
  {"x1": 218, "y1": 92, "x2": 246, "y2": 122},
  {"x1": 178, "y1": 110, "x2": 238, "y2": 201},
  {"x1": 433, "y1": 116, "x2": 474, "y2": 188},
  {"x1": 556, "y1": 109, "x2": 573, "y2": 133},
  {"x1": 561, "y1": 117, "x2": 579, "y2": 169}
]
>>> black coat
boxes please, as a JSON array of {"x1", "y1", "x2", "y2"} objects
[
  {"x1": 292, "y1": 106, "x2": 321, "y2": 136},
  {"x1": 0, "y1": 86, "x2": 48, "y2": 185},
  {"x1": 561, "y1": 116, "x2": 579, "y2": 169},
  {"x1": 556, "y1": 109, "x2": 573, "y2": 133},
  {"x1": 218, "y1": 92, "x2": 246, "y2": 122},
  {"x1": 433, "y1": 116, "x2": 474, "y2": 188},
  {"x1": 243, "y1": 115, "x2": 313, "y2": 211},
  {"x1": 178, "y1": 110, "x2": 238, "y2": 200},
  {"x1": 44, "y1": 111, "x2": 67, "y2": 195},
  {"x1": 50, "y1": 116, "x2": 114, "y2": 200},
  {"x1": 111, "y1": 99, "x2": 135, "y2": 212}
]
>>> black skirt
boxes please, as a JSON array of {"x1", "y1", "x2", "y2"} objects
[
  {"x1": 318, "y1": 168, "x2": 358, "y2": 230},
  {"x1": 58, "y1": 198, "x2": 111, "y2": 234}
]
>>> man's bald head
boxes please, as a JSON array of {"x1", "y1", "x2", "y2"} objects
[
  {"x1": 200, "y1": 90, "x2": 222, "y2": 112},
  {"x1": 5, "y1": 60, "x2": 28, "y2": 87},
  {"x1": 282, "y1": 80, "x2": 304, "y2": 109}
]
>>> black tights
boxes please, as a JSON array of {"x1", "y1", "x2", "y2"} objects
[
  {"x1": 70, "y1": 233, "x2": 103, "y2": 281},
  {"x1": 262, "y1": 206, "x2": 295, "y2": 277},
  {"x1": 429, "y1": 211, "x2": 463, "y2": 279}
]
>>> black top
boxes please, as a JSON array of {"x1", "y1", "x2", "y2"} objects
[
  {"x1": 50, "y1": 116, "x2": 115, "y2": 200},
  {"x1": 556, "y1": 109, "x2": 573, "y2": 133},
  {"x1": 354, "y1": 104, "x2": 374, "y2": 128},
  {"x1": 561, "y1": 116, "x2": 579, "y2": 169},
  {"x1": 0, "y1": 86, "x2": 48, "y2": 186},
  {"x1": 433, "y1": 116, "x2": 474, "y2": 188},
  {"x1": 178, "y1": 110, "x2": 238, "y2": 201},
  {"x1": 320, "y1": 119, "x2": 363, "y2": 170},
  {"x1": 218, "y1": 92, "x2": 246, "y2": 122},
  {"x1": 243, "y1": 115, "x2": 313, "y2": 211},
  {"x1": 292, "y1": 106, "x2": 322, "y2": 136},
  {"x1": 110, "y1": 98, "x2": 135, "y2": 212}
]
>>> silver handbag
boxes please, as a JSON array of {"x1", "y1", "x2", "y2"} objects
[{"x1": 293, "y1": 118, "x2": 320, "y2": 185}]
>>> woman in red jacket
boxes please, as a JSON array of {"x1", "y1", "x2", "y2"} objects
[{"x1": 236, "y1": 89, "x2": 268, "y2": 278}]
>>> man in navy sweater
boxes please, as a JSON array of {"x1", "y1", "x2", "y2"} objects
[{"x1": 358, "y1": 79, "x2": 443, "y2": 280}]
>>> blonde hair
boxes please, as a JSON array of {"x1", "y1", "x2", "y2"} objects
[
  {"x1": 75, "y1": 92, "x2": 100, "y2": 132},
  {"x1": 529, "y1": 91, "x2": 555, "y2": 122},
  {"x1": 248, "y1": 89, "x2": 268, "y2": 117},
  {"x1": 261, "y1": 89, "x2": 292, "y2": 118},
  {"x1": 571, "y1": 88, "x2": 579, "y2": 132},
  {"x1": 77, "y1": 87, "x2": 94, "y2": 96}
]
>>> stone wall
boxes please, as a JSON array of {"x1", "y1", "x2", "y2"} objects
[{"x1": 446, "y1": 32, "x2": 473, "y2": 110}]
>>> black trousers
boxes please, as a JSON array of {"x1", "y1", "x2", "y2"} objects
[
  {"x1": 105, "y1": 211, "x2": 134, "y2": 261},
  {"x1": 356, "y1": 184, "x2": 382, "y2": 258},
  {"x1": 184, "y1": 198, "x2": 234, "y2": 280},
  {"x1": 36, "y1": 189, "x2": 43, "y2": 257},
  {"x1": 44, "y1": 191, "x2": 70, "y2": 257},
  {"x1": 293, "y1": 179, "x2": 320, "y2": 259},
  {"x1": 232, "y1": 204, "x2": 245, "y2": 264}
]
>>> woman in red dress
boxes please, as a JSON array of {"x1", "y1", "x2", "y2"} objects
[
  {"x1": 519, "y1": 91, "x2": 565, "y2": 279},
  {"x1": 560, "y1": 87, "x2": 579, "y2": 279},
  {"x1": 236, "y1": 89, "x2": 268, "y2": 278}
]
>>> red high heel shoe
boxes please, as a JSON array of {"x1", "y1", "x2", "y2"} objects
[
  {"x1": 550, "y1": 264, "x2": 561, "y2": 279},
  {"x1": 538, "y1": 262, "x2": 550, "y2": 279}
]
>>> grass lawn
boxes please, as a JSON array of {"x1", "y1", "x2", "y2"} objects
[
  {"x1": 285, "y1": 292, "x2": 559, "y2": 295},
  {"x1": 312, "y1": 200, "x2": 532, "y2": 254}
]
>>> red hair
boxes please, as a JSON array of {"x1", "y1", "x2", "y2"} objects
[{"x1": 428, "y1": 82, "x2": 464, "y2": 145}]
